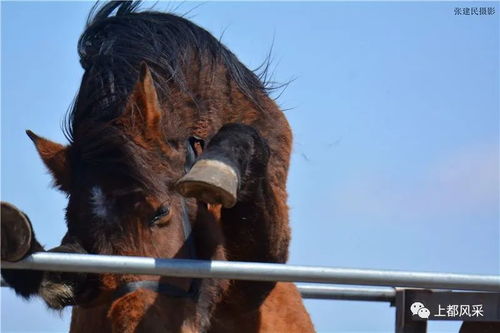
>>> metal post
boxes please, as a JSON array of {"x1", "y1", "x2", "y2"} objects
[{"x1": 395, "y1": 288, "x2": 427, "y2": 333}]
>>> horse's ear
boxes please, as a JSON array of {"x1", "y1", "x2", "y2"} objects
[
  {"x1": 125, "y1": 63, "x2": 161, "y2": 136},
  {"x1": 26, "y1": 130, "x2": 70, "y2": 192}
]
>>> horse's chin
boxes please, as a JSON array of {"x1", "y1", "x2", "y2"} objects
[
  {"x1": 39, "y1": 279, "x2": 100, "y2": 310},
  {"x1": 39, "y1": 280, "x2": 77, "y2": 310}
]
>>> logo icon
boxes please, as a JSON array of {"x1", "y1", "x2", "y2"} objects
[{"x1": 410, "y1": 302, "x2": 430, "y2": 319}]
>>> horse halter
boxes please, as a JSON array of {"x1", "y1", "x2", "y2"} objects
[{"x1": 113, "y1": 137, "x2": 205, "y2": 301}]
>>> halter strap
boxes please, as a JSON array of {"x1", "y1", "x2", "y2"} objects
[
  {"x1": 113, "y1": 137, "x2": 204, "y2": 301},
  {"x1": 113, "y1": 278, "x2": 201, "y2": 300}
]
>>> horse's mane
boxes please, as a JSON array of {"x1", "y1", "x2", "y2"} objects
[{"x1": 64, "y1": 0, "x2": 269, "y2": 143}]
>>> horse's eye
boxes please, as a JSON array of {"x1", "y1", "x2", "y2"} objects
[{"x1": 150, "y1": 206, "x2": 170, "y2": 226}]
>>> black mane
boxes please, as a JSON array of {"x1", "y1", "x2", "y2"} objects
[{"x1": 65, "y1": 0, "x2": 269, "y2": 142}]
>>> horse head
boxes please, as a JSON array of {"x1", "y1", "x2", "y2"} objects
[{"x1": 26, "y1": 65, "x2": 225, "y2": 331}]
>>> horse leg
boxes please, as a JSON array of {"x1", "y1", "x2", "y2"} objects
[
  {"x1": 177, "y1": 123, "x2": 314, "y2": 332},
  {"x1": 176, "y1": 123, "x2": 266, "y2": 209},
  {"x1": 1, "y1": 202, "x2": 46, "y2": 297},
  {"x1": 1, "y1": 203, "x2": 93, "y2": 308},
  {"x1": 177, "y1": 123, "x2": 291, "y2": 305}
]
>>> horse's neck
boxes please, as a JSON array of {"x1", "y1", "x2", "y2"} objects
[
  {"x1": 70, "y1": 304, "x2": 111, "y2": 333},
  {"x1": 69, "y1": 291, "x2": 199, "y2": 333}
]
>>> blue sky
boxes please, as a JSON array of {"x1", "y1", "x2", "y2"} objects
[{"x1": 1, "y1": 1, "x2": 498, "y2": 332}]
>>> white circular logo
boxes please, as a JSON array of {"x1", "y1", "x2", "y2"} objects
[
  {"x1": 417, "y1": 307, "x2": 430, "y2": 319},
  {"x1": 410, "y1": 302, "x2": 425, "y2": 315}
]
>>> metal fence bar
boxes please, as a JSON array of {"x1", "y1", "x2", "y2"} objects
[
  {"x1": 2, "y1": 252, "x2": 499, "y2": 291},
  {"x1": 297, "y1": 285, "x2": 396, "y2": 301},
  {"x1": 0, "y1": 278, "x2": 395, "y2": 302}
]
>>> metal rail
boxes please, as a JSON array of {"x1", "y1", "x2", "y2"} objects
[
  {"x1": 2, "y1": 252, "x2": 499, "y2": 291},
  {"x1": 0, "y1": 278, "x2": 396, "y2": 302},
  {"x1": 298, "y1": 285, "x2": 396, "y2": 301}
]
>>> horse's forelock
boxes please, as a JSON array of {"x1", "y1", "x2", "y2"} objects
[{"x1": 70, "y1": 123, "x2": 167, "y2": 197}]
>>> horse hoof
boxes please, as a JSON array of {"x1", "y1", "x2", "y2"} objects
[
  {"x1": 1, "y1": 202, "x2": 33, "y2": 262},
  {"x1": 176, "y1": 159, "x2": 238, "y2": 208}
]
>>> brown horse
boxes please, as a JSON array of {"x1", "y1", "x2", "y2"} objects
[{"x1": 1, "y1": 1, "x2": 314, "y2": 332}]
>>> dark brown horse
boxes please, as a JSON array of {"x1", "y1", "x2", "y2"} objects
[{"x1": 1, "y1": 1, "x2": 314, "y2": 332}]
